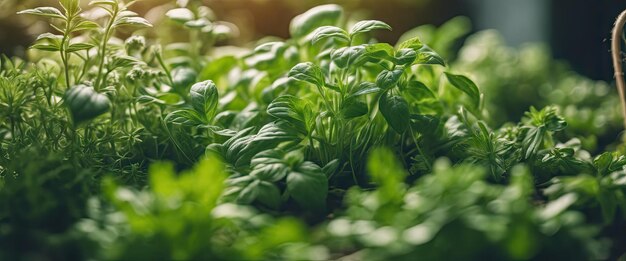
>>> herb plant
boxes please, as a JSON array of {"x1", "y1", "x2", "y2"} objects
[{"x1": 1, "y1": 1, "x2": 626, "y2": 260}]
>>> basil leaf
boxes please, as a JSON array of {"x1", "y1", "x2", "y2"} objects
[
  {"x1": 287, "y1": 161, "x2": 328, "y2": 212},
  {"x1": 379, "y1": 92, "x2": 410, "y2": 133},
  {"x1": 288, "y1": 62, "x2": 325, "y2": 87},
  {"x1": 190, "y1": 80, "x2": 219, "y2": 122},
  {"x1": 376, "y1": 68, "x2": 403, "y2": 89},
  {"x1": 309, "y1": 26, "x2": 350, "y2": 45},
  {"x1": 64, "y1": 85, "x2": 111, "y2": 125},
  {"x1": 444, "y1": 72, "x2": 480, "y2": 109},
  {"x1": 289, "y1": 4, "x2": 343, "y2": 39},
  {"x1": 349, "y1": 20, "x2": 392, "y2": 37}
]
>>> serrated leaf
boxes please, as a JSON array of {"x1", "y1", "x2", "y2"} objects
[
  {"x1": 379, "y1": 92, "x2": 409, "y2": 133},
  {"x1": 349, "y1": 20, "x2": 392, "y2": 36},
  {"x1": 444, "y1": 72, "x2": 480, "y2": 108}
]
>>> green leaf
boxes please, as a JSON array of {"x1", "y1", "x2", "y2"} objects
[
  {"x1": 115, "y1": 16, "x2": 152, "y2": 28},
  {"x1": 290, "y1": 4, "x2": 343, "y2": 38},
  {"x1": 255, "y1": 181, "x2": 282, "y2": 209},
  {"x1": 199, "y1": 56, "x2": 238, "y2": 81},
  {"x1": 190, "y1": 80, "x2": 219, "y2": 122},
  {"x1": 184, "y1": 18, "x2": 210, "y2": 29},
  {"x1": 72, "y1": 20, "x2": 100, "y2": 32},
  {"x1": 267, "y1": 95, "x2": 313, "y2": 134},
  {"x1": 415, "y1": 44, "x2": 446, "y2": 66},
  {"x1": 287, "y1": 161, "x2": 328, "y2": 211},
  {"x1": 166, "y1": 8, "x2": 195, "y2": 23},
  {"x1": 331, "y1": 45, "x2": 366, "y2": 69},
  {"x1": 64, "y1": 85, "x2": 111, "y2": 125},
  {"x1": 165, "y1": 109, "x2": 204, "y2": 126},
  {"x1": 90, "y1": 0, "x2": 117, "y2": 7},
  {"x1": 350, "y1": 82, "x2": 381, "y2": 98},
  {"x1": 33, "y1": 33, "x2": 63, "y2": 51},
  {"x1": 376, "y1": 68, "x2": 403, "y2": 89},
  {"x1": 365, "y1": 43, "x2": 396, "y2": 62},
  {"x1": 397, "y1": 35, "x2": 424, "y2": 51},
  {"x1": 36, "y1": 32, "x2": 63, "y2": 42},
  {"x1": 404, "y1": 80, "x2": 436, "y2": 100},
  {"x1": 66, "y1": 43, "x2": 95, "y2": 53},
  {"x1": 108, "y1": 55, "x2": 142, "y2": 69},
  {"x1": 341, "y1": 97, "x2": 368, "y2": 119},
  {"x1": 17, "y1": 7, "x2": 65, "y2": 19},
  {"x1": 379, "y1": 92, "x2": 410, "y2": 133},
  {"x1": 349, "y1": 20, "x2": 392, "y2": 37},
  {"x1": 539, "y1": 193, "x2": 578, "y2": 220},
  {"x1": 30, "y1": 44, "x2": 61, "y2": 52},
  {"x1": 245, "y1": 42, "x2": 287, "y2": 69},
  {"x1": 288, "y1": 62, "x2": 325, "y2": 87},
  {"x1": 238, "y1": 179, "x2": 260, "y2": 204},
  {"x1": 171, "y1": 67, "x2": 198, "y2": 89},
  {"x1": 395, "y1": 48, "x2": 417, "y2": 65},
  {"x1": 309, "y1": 26, "x2": 350, "y2": 45},
  {"x1": 60, "y1": 0, "x2": 80, "y2": 16},
  {"x1": 444, "y1": 72, "x2": 480, "y2": 108},
  {"x1": 250, "y1": 150, "x2": 290, "y2": 182}
]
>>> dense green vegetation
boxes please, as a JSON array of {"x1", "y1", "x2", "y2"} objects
[{"x1": 1, "y1": 1, "x2": 625, "y2": 260}]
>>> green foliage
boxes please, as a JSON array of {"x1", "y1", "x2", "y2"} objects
[
  {"x1": 1, "y1": 2, "x2": 625, "y2": 260},
  {"x1": 64, "y1": 85, "x2": 111, "y2": 125}
]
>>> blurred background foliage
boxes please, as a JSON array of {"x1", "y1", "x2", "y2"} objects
[{"x1": 1, "y1": 0, "x2": 626, "y2": 81}]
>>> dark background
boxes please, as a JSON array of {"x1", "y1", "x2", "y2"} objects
[{"x1": 1, "y1": 0, "x2": 625, "y2": 82}]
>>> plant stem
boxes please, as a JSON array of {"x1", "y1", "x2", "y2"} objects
[
  {"x1": 95, "y1": 7, "x2": 119, "y2": 91},
  {"x1": 60, "y1": 15, "x2": 74, "y2": 89},
  {"x1": 612, "y1": 9, "x2": 626, "y2": 131}
]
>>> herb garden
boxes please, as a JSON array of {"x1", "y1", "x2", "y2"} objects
[{"x1": 2, "y1": 0, "x2": 626, "y2": 260}]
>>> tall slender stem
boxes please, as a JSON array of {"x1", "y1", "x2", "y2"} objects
[
  {"x1": 611, "y1": 9, "x2": 626, "y2": 131},
  {"x1": 95, "y1": 7, "x2": 119, "y2": 91}
]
